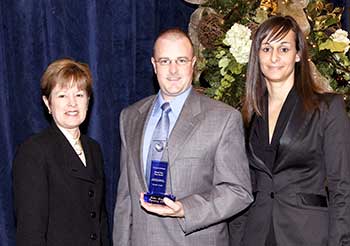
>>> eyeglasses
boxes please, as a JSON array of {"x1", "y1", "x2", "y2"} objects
[{"x1": 154, "y1": 57, "x2": 193, "y2": 66}]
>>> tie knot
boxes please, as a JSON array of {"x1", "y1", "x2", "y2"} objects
[{"x1": 161, "y1": 102, "x2": 171, "y2": 114}]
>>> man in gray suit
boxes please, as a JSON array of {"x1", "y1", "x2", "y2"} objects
[{"x1": 113, "y1": 28, "x2": 253, "y2": 246}]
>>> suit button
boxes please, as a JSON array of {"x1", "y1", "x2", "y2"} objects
[
  {"x1": 90, "y1": 233, "x2": 97, "y2": 240},
  {"x1": 270, "y1": 192, "x2": 274, "y2": 199},
  {"x1": 88, "y1": 190, "x2": 94, "y2": 197},
  {"x1": 90, "y1": 211, "x2": 96, "y2": 218}
]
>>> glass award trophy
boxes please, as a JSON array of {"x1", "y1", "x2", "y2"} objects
[{"x1": 144, "y1": 140, "x2": 176, "y2": 205}]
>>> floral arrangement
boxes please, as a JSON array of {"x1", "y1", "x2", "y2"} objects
[{"x1": 188, "y1": 0, "x2": 350, "y2": 113}]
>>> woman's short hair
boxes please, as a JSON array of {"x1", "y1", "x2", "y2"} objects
[{"x1": 41, "y1": 58, "x2": 93, "y2": 99}]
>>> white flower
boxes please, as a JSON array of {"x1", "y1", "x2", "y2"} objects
[
  {"x1": 331, "y1": 29, "x2": 350, "y2": 53},
  {"x1": 331, "y1": 29, "x2": 350, "y2": 43},
  {"x1": 223, "y1": 23, "x2": 252, "y2": 64}
]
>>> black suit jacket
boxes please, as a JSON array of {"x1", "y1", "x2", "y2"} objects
[
  {"x1": 13, "y1": 123, "x2": 110, "y2": 246},
  {"x1": 233, "y1": 94, "x2": 350, "y2": 246}
]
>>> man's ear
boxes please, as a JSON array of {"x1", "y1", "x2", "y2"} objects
[{"x1": 151, "y1": 57, "x2": 157, "y2": 74}]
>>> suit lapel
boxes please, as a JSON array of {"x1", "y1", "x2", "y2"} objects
[
  {"x1": 51, "y1": 124, "x2": 96, "y2": 183},
  {"x1": 167, "y1": 91, "x2": 203, "y2": 166},
  {"x1": 248, "y1": 96, "x2": 312, "y2": 175},
  {"x1": 274, "y1": 95, "x2": 312, "y2": 168},
  {"x1": 132, "y1": 97, "x2": 155, "y2": 190},
  {"x1": 80, "y1": 135, "x2": 99, "y2": 180},
  {"x1": 247, "y1": 115, "x2": 272, "y2": 177}
]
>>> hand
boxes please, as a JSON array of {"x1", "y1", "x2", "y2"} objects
[{"x1": 140, "y1": 193, "x2": 185, "y2": 218}]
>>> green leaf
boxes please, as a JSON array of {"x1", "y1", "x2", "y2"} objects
[
  {"x1": 335, "y1": 53, "x2": 350, "y2": 66},
  {"x1": 252, "y1": 8, "x2": 268, "y2": 24},
  {"x1": 323, "y1": 17, "x2": 339, "y2": 28},
  {"x1": 319, "y1": 40, "x2": 348, "y2": 53},
  {"x1": 218, "y1": 56, "x2": 230, "y2": 68},
  {"x1": 223, "y1": 74, "x2": 234, "y2": 82}
]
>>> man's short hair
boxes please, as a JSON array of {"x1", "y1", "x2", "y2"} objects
[{"x1": 153, "y1": 28, "x2": 194, "y2": 57}]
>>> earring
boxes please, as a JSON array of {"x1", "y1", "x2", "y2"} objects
[{"x1": 48, "y1": 110, "x2": 52, "y2": 114}]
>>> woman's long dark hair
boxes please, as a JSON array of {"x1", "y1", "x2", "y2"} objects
[{"x1": 242, "y1": 15, "x2": 327, "y2": 125}]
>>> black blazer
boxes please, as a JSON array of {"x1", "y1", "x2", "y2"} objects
[
  {"x1": 235, "y1": 94, "x2": 350, "y2": 246},
  {"x1": 13, "y1": 123, "x2": 110, "y2": 246}
]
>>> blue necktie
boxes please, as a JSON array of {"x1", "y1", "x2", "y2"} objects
[{"x1": 145, "y1": 102, "x2": 171, "y2": 185}]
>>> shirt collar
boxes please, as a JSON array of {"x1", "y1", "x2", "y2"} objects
[
  {"x1": 56, "y1": 124, "x2": 81, "y2": 146},
  {"x1": 153, "y1": 86, "x2": 192, "y2": 118}
]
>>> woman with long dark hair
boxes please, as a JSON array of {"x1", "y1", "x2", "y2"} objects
[{"x1": 239, "y1": 15, "x2": 350, "y2": 245}]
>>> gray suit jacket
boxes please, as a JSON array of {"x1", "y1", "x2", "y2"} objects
[{"x1": 113, "y1": 90, "x2": 253, "y2": 246}]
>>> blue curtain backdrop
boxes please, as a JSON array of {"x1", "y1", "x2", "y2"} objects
[
  {"x1": 0, "y1": 1, "x2": 195, "y2": 245},
  {"x1": 0, "y1": 1, "x2": 348, "y2": 245}
]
